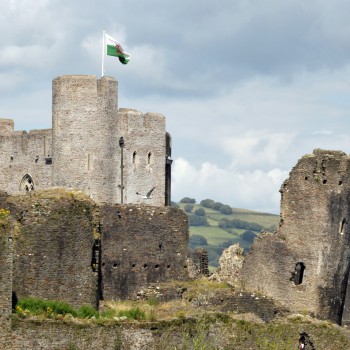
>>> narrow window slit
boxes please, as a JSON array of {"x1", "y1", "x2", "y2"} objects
[
  {"x1": 293, "y1": 262, "x2": 305, "y2": 285},
  {"x1": 340, "y1": 218, "x2": 347, "y2": 234}
]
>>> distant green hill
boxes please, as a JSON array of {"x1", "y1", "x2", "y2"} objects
[{"x1": 174, "y1": 199, "x2": 280, "y2": 270}]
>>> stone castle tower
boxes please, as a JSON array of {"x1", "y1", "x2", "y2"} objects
[
  {"x1": 242, "y1": 149, "x2": 350, "y2": 325},
  {"x1": 0, "y1": 75, "x2": 172, "y2": 206}
]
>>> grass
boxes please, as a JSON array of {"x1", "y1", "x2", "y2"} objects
[
  {"x1": 180, "y1": 201, "x2": 279, "y2": 269},
  {"x1": 190, "y1": 226, "x2": 235, "y2": 245},
  {"x1": 15, "y1": 298, "x2": 146, "y2": 321},
  {"x1": 11, "y1": 281, "x2": 350, "y2": 349},
  {"x1": 178, "y1": 203, "x2": 279, "y2": 228},
  {"x1": 16, "y1": 298, "x2": 77, "y2": 317},
  {"x1": 151, "y1": 315, "x2": 350, "y2": 350}
]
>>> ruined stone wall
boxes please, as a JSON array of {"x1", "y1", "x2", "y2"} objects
[
  {"x1": 242, "y1": 149, "x2": 350, "y2": 324},
  {"x1": 0, "y1": 190, "x2": 189, "y2": 309},
  {"x1": 117, "y1": 109, "x2": 166, "y2": 206},
  {"x1": 0, "y1": 191, "x2": 13, "y2": 332},
  {"x1": 0, "y1": 124, "x2": 52, "y2": 195},
  {"x1": 5, "y1": 190, "x2": 99, "y2": 309},
  {"x1": 1, "y1": 320, "x2": 154, "y2": 350},
  {"x1": 0, "y1": 291, "x2": 283, "y2": 350},
  {"x1": 100, "y1": 204, "x2": 189, "y2": 300}
]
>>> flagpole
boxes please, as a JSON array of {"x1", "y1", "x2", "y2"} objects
[{"x1": 101, "y1": 29, "x2": 105, "y2": 77}]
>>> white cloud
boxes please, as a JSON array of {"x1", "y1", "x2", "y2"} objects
[
  {"x1": 172, "y1": 157, "x2": 288, "y2": 213},
  {"x1": 2, "y1": 0, "x2": 350, "y2": 214},
  {"x1": 220, "y1": 131, "x2": 296, "y2": 169}
]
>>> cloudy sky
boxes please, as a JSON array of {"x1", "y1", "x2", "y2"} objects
[{"x1": 2, "y1": 0, "x2": 350, "y2": 213}]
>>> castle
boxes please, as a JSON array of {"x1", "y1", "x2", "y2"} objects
[
  {"x1": 2, "y1": 75, "x2": 350, "y2": 348},
  {"x1": 0, "y1": 75, "x2": 190, "y2": 321},
  {"x1": 0, "y1": 75, "x2": 172, "y2": 206}
]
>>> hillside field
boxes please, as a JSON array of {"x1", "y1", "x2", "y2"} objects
[{"x1": 176, "y1": 201, "x2": 280, "y2": 270}]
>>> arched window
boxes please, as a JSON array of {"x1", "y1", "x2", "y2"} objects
[
  {"x1": 294, "y1": 262, "x2": 305, "y2": 285},
  {"x1": 133, "y1": 151, "x2": 137, "y2": 164},
  {"x1": 20, "y1": 174, "x2": 35, "y2": 192},
  {"x1": 148, "y1": 151, "x2": 152, "y2": 165}
]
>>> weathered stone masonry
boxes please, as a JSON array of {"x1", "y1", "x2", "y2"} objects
[
  {"x1": 0, "y1": 189, "x2": 189, "y2": 310},
  {"x1": 0, "y1": 75, "x2": 171, "y2": 206},
  {"x1": 242, "y1": 149, "x2": 350, "y2": 325},
  {"x1": 101, "y1": 205, "x2": 189, "y2": 300},
  {"x1": 0, "y1": 192, "x2": 13, "y2": 333}
]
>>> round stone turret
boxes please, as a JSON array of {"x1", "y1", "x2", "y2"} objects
[{"x1": 52, "y1": 75, "x2": 119, "y2": 203}]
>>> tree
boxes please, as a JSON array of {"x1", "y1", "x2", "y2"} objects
[
  {"x1": 171, "y1": 201, "x2": 179, "y2": 208},
  {"x1": 218, "y1": 218, "x2": 231, "y2": 229},
  {"x1": 207, "y1": 249, "x2": 220, "y2": 267},
  {"x1": 242, "y1": 230, "x2": 257, "y2": 244},
  {"x1": 194, "y1": 208, "x2": 206, "y2": 216},
  {"x1": 189, "y1": 234, "x2": 208, "y2": 246},
  {"x1": 188, "y1": 215, "x2": 209, "y2": 226},
  {"x1": 180, "y1": 197, "x2": 196, "y2": 204},
  {"x1": 220, "y1": 205, "x2": 233, "y2": 215},
  {"x1": 219, "y1": 239, "x2": 237, "y2": 249},
  {"x1": 200, "y1": 199, "x2": 215, "y2": 208},
  {"x1": 184, "y1": 204, "x2": 194, "y2": 213},
  {"x1": 212, "y1": 202, "x2": 223, "y2": 211}
]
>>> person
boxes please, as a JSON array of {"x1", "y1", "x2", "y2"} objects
[{"x1": 298, "y1": 334, "x2": 306, "y2": 349}]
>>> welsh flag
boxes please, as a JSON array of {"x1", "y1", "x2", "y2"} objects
[{"x1": 105, "y1": 33, "x2": 130, "y2": 65}]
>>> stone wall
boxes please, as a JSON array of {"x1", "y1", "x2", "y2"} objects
[
  {"x1": 100, "y1": 204, "x2": 189, "y2": 300},
  {"x1": 1, "y1": 320, "x2": 154, "y2": 349},
  {"x1": 0, "y1": 190, "x2": 190, "y2": 309},
  {"x1": 190, "y1": 248, "x2": 209, "y2": 277},
  {"x1": 0, "y1": 191, "x2": 13, "y2": 332},
  {"x1": 5, "y1": 190, "x2": 99, "y2": 309},
  {"x1": 242, "y1": 149, "x2": 350, "y2": 324},
  {"x1": 0, "y1": 292, "x2": 283, "y2": 350},
  {"x1": 209, "y1": 244, "x2": 244, "y2": 285},
  {"x1": 0, "y1": 127, "x2": 52, "y2": 195},
  {"x1": 117, "y1": 109, "x2": 167, "y2": 206}
]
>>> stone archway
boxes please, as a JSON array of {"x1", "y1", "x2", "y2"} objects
[{"x1": 20, "y1": 174, "x2": 35, "y2": 192}]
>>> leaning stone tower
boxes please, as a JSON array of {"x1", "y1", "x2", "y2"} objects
[
  {"x1": 51, "y1": 75, "x2": 120, "y2": 203},
  {"x1": 242, "y1": 149, "x2": 350, "y2": 325}
]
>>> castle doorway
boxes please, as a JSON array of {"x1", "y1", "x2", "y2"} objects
[{"x1": 20, "y1": 174, "x2": 35, "y2": 192}]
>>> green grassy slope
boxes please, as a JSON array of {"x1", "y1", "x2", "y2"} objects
[{"x1": 177, "y1": 202, "x2": 280, "y2": 270}]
